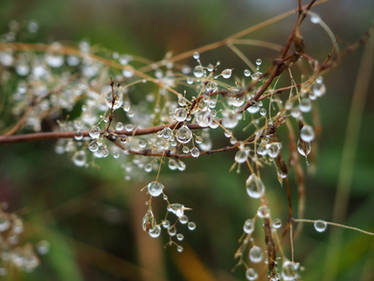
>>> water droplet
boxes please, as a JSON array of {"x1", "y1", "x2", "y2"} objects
[
  {"x1": 235, "y1": 150, "x2": 248, "y2": 164},
  {"x1": 221, "y1": 69, "x2": 232, "y2": 79},
  {"x1": 147, "y1": 181, "x2": 165, "y2": 197},
  {"x1": 246, "y1": 174, "x2": 265, "y2": 199},
  {"x1": 300, "y1": 125, "x2": 315, "y2": 142},
  {"x1": 312, "y1": 82, "x2": 326, "y2": 97},
  {"x1": 191, "y1": 147, "x2": 200, "y2": 158},
  {"x1": 297, "y1": 140, "x2": 311, "y2": 157},
  {"x1": 257, "y1": 205, "x2": 270, "y2": 218},
  {"x1": 243, "y1": 218, "x2": 255, "y2": 234},
  {"x1": 272, "y1": 218, "x2": 282, "y2": 229},
  {"x1": 256, "y1": 58, "x2": 262, "y2": 66},
  {"x1": 36, "y1": 240, "x2": 50, "y2": 255},
  {"x1": 89, "y1": 126, "x2": 101, "y2": 139},
  {"x1": 175, "y1": 108, "x2": 187, "y2": 122},
  {"x1": 310, "y1": 14, "x2": 321, "y2": 24},
  {"x1": 179, "y1": 215, "x2": 188, "y2": 224},
  {"x1": 168, "y1": 225, "x2": 177, "y2": 236},
  {"x1": 177, "y1": 245, "x2": 184, "y2": 252},
  {"x1": 162, "y1": 219, "x2": 170, "y2": 229},
  {"x1": 299, "y1": 98, "x2": 312, "y2": 112},
  {"x1": 167, "y1": 203, "x2": 187, "y2": 218},
  {"x1": 247, "y1": 103, "x2": 260, "y2": 114},
  {"x1": 176, "y1": 125, "x2": 193, "y2": 144},
  {"x1": 188, "y1": 221, "x2": 196, "y2": 231},
  {"x1": 72, "y1": 151, "x2": 86, "y2": 167},
  {"x1": 115, "y1": 122, "x2": 124, "y2": 131},
  {"x1": 282, "y1": 260, "x2": 298, "y2": 280},
  {"x1": 244, "y1": 69, "x2": 251, "y2": 77},
  {"x1": 314, "y1": 220, "x2": 327, "y2": 232},
  {"x1": 176, "y1": 233, "x2": 184, "y2": 241},
  {"x1": 193, "y1": 65, "x2": 204, "y2": 78},
  {"x1": 149, "y1": 225, "x2": 161, "y2": 238},
  {"x1": 193, "y1": 52, "x2": 200, "y2": 60},
  {"x1": 266, "y1": 142, "x2": 282, "y2": 158},
  {"x1": 249, "y1": 245, "x2": 263, "y2": 263},
  {"x1": 246, "y1": 268, "x2": 258, "y2": 280}
]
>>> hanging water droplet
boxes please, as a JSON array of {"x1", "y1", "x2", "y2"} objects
[
  {"x1": 314, "y1": 220, "x2": 327, "y2": 232},
  {"x1": 188, "y1": 221, "x2": 196, "y2": 231},
  {"x1": 179, "y1": 215, "x2": 188, "y2": 224},
  {"x1": 310, "y1": 14, "x2": 321, "y2": 24},
  {"x1": 162, "y1": 219, "x2": 170, "y2": 229},
  {"x1": 221, "y1": 69, "x2": 232, "y2": 79},
  {"x1": 299, "y1": 98, "x2": 312, "y2": 112},
  {"x1": 300, "y1": 125, "x2": 315, "y2": 142},
  {"x1": 282, "y1": 260, "x2": 298, "y2": 281},
  {"x1": 142, "y1": 209, "x2": 154, "y2": 231},
  {"x1": 177, "y1": 245, "x2": 184, "y2": 252},
  {"x1": 167, "y1": 203, "x2": 188, "y2": 218},
  {"x1": 243, "y1": 218, "x2": 255, "y2": 234},
  {"x1": 297, "y1": 140, "x2": 311, "y2": 157},
  {"x1": 193, "y1": 51, "x2": 200, "y2": 60},
  {"x1": 149, "y1": 224, "x2": 161, "y2": 238},
  {"x1": 175, "y1": 108, "x2": 187, "y2": 122},
  {"x1": 72, "y1": 151, "x2": 86, "y2": 167},
  {"x1": 246, "y1": 174, "x2": 265, "y2": 199},
  {"x1": 272, "y1": 218, "x2": 282, "y2": 229},
  {"x1": 115, "y1": 122, "x2": 124, "y2": 131},
  {"x1": 249, "y1": 245, "x2": 263, "y2": 263},
  {"x1": 168, "y1": 225, "x2": 177, "y2": 236},
  {"x1": 88, "y1": 140, "x2": 99, "y2": 152},
  {"x1": 176, "y1": 233, "x2": 184, "y2": 241},
  {"x1": 235, "y1": 150, "x2": 248, "y2": 164},
  {"x1": 89, "y1": 126, "x2": 100, "y2": 139},
  {"x1": 257, "y1": 205, "x2": 270, "y2": 218},
  {"x1": 255, "y1": 58, "x2": 262, "y2": 66},
  {"x1": 191, "y1": 147, "x2": 200, "y2": 158},
  {"x1": 193, "y1": 65, "x2": 204, "y2": 78},
  {"x1": 266, "y1": 142, "x2": 282, "y2": 158},
  {"x1": 247, "y1": 103, "x2": 260, "y2": 114},
  {"x1": 245, "y1": 268, "x2": 258, "y2": 280},
  {"x1": 244, "y1": 69, "x2": 251, "y2": 77},
  {"x1": 175, "y1": 125, "x2": 193, "y2": 144},
  {"x1": 312, "y1": 82, "x2": 326, "y2": 97},
  {"x1": 147, "y1": 181, "x2": 165, "y2": 197}
]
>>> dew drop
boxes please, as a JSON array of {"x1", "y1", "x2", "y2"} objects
[
  {"x1": 188, "y1": 221, "x2": 196, "y2": 231},
  {"x1": 300, "y1": 125, "x2": 315, "y2": 142},
  {"x1": 72, "y1": 151, "x2": 86, "y2": 167},
  {"x1": 221, "y1": 69, "x2": 232, "y2": 79},
  {"x1": 175, "y1": 125, "x2": 193, "y2": 144},
  {"x1": 244, "y1": 69, "x2": 251, "y2": 77},
  {"x1": 246, "y1": 174, "x2": 265, "y2": 199},
  {"x1": 147, "y1": 181, "x2": 165, "y2": 197},
  {"x1": 193, "y1": 65, "x2": 204, "y2": 78},
  {"x1": 249, "y1": 245, "x2": 263, "y2": 263},
  {"x1": 149, "y1": 225, "x2": 161, "y2": 238},
  {"x1": 89, "y1": 126, "x2": 101, "y2": 139},
  {"x1": 243, "y1": 218, "x2": 255, "y2": 234},
  {"x1": 314, "y1": 220, "x2": 327, "y2": 232},
  {"x1": 235, "y1": 150, "x2": 248, "y2": 164}
]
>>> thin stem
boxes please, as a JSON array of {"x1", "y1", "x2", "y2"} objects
[{"x1": 293, "y1": 218, "x2": 374, "y2": 236}]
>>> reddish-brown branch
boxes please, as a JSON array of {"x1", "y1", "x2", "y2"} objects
[{"x1": 0, "y1": 123, "x2": 206, "y2": 144}]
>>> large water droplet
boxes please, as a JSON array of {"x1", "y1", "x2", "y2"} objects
[
  {"x1": 246, "y1": 174, "x2": 265, "y2": 199},
  {"x1": 300, "y1": 125, "x2": 315, "y2": 142},
  {"x1": 193, "y1": 65, "x2": 204, "y2": 78},
  {"x1": 314, "y1": 220, "x2": 327, "y2": 232},
  {"x1": 249, "y1": 245, "x2": 263, "y2": 263},
  {"x1": 243, "y1": 218, "x2": 255, "y2": 234},
  {"x1": 176, "y1": 125, "x2": 193, "y2": 144},
  {"x1": 147, "y1": 181, "x2": 165, "y2": 197},
  {"x1": 72, "y1": 151, "x2": 86, "y2": 167}
]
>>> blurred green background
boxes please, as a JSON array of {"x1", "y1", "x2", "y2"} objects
[{"x1": 0, "y1": 0, "x2": 373, "y2": 280}]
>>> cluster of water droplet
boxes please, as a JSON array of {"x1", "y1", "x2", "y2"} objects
[
  {"x1": 0, "y1": 203, "x2": 49, "y2": 275},
  {"x1": 141, "y1": 181, "x2": 196, "y2": 252}
]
